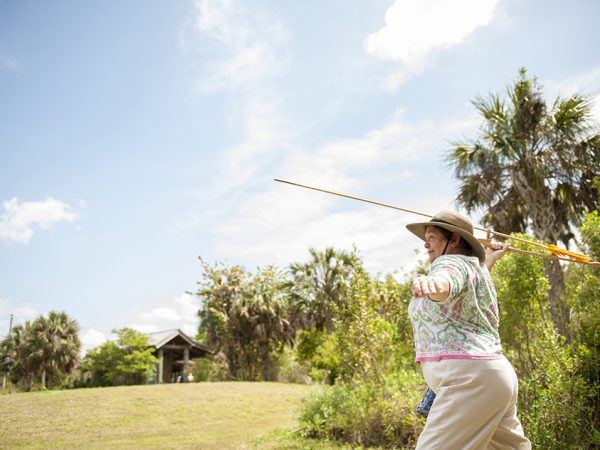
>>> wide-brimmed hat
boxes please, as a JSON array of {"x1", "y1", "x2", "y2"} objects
[{"x1": 406, "y1": 210, "x2": 486, "y2": 263}]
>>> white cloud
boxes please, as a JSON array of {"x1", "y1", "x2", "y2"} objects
[
  {"x1": 194, "y1": 0, "x2": 288, "y2": 91},
  {"x1": 130, "y1": 293, "x2": 199, "y2": 337},
  {"x1": 129, "y1": 323, "x2": 160, "y2": 334},
  {"x1": 212, "y1": 109, "x2": 474, "y2": 274},
  {"x1": 80, "y1": 328, "x2": 108, "y2": 352},
  {"x1": 14, "y1": 305, "x2": 39, "y2": 320},
  {"x1": 0, "y1": 197, "x2": 77, "y2": 244},
  {"x1": 365, "y1": 0, "x2": 499, "y2": 88},
  {"x1": 187, "y1": 0, "x2": 291, "y2": 195},
  {"x1": 184, "y1": 2, "x2": 484, "y2": 275},
  {"x1": 0, "y1": 298, "x2": 39, "y2": 321},
  {"x1": 140, "y1": 307, "x2": 181, "y2": 323}
]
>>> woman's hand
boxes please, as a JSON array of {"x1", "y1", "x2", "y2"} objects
[
  {"x1": 412, "y1": 275, "x2": 450, "y2": 302},
  {"x1": 484, "y1": 242, "x2": 510, "y2": 270}
]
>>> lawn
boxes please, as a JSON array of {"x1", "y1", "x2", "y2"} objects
[{"x1": 0, "y1": 382, "x2": 344, "y2": 449}]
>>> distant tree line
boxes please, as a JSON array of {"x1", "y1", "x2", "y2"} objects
[{"x1": 1, "y1": 318, "x2": 159, "y2": 390}]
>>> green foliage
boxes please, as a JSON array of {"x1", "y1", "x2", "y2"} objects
[
  {"x1": 492, "y1": 234, "x2": 552, "y2": 375},
  {"x1": 192, "y1": 353, "x2": 230, "y2": 382},
  {"x1": 565, "y1": 210, "x2": 600, "y2": 447},
  {"x1": 82, "y1": 328, "x2": 158, "y2": 386},
  {"x1": 0, "y1": 311, "x2": 80, "y2": 391},
  {"x1": 298, "y1": 266, "x2": 424, "y2": 447},
  {"x1": 518, "y1": 334, "x2": 594, "y2": 449},
  {"x1": 335, "y1": 269, "x2": 416, "y2": 384},
  {"x1": 579, "y1": 209, "x2": 600, "y2": 261},
  {"x1": 299, "y1": 374, "x2": 423, "y2": 448},
  {"x1": 492, "y1": 229, "x2": 600, "y2": 448},
  {"x1": 295, "y1": 330, "x2": 340, "y2": 384},
  {"x1": 196, "y1": 261, "x2": 295, "y2": 381},
  {"x1": 289, "y1": 247, "x2": 362, "y2": 332}
]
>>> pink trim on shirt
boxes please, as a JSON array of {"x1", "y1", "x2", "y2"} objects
[{"x1": 416, "y1": 353, "x2": 502, "y2": 363}]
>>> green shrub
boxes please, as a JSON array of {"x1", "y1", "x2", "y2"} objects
[
  {"x1": 295, "y1": 329, "x2": 339, "y2": 383},
  {"x1": 276, "y1": 347, "x2": 312, "y2": 384},
  {"x1": 518, "y1": 333, "x2": 595, "y2": 449},
  {"x1": 192, "y1": 353, "x2": 230, "y2": 382},
  {"x1": 299, "y1": 372, "x2": 424, "y2": 448},
  {"x1": 493, "y1": 231, "x2": 600, "y2": 448}
]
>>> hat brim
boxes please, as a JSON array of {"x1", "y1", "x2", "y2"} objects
[{"x1": 406, "y1": 221, "x2": 486, "y2": 263}]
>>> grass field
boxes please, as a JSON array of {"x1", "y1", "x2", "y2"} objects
[{"x1": 0, "y1": 382, "x2": 344, "y2": 449}]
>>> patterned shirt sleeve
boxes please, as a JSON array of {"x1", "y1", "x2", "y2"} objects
[{"x1": 429, "y1": 255, "x2": 470, "y2": 303}]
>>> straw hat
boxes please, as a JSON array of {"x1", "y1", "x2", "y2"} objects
[{"x1": 406, "y1": 210, "x2": 486, "y2": 263}]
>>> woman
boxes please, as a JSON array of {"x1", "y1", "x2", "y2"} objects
[{"x1": 406, "y1": 210, "x2": 531, "y2": 450}]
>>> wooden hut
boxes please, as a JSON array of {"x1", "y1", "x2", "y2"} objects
[{"x1": 146, "y1": 329, "x2": 211, "y2": 383}]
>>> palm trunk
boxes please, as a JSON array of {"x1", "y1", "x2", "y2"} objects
[
  {"x1": 523, "y1": 189, "x2": 571, "y2": 342},
  {"x1": 543, "y1": 259, "x2": 571, "y2": 342}
]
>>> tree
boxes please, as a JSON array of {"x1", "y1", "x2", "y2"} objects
[
  {"x1": 447, "y1": 68, "x2": 600, "y2": 336},
  {"x1": 82, "y1": 341, "x2": 122, "y2": 386},
  {"x1": 196, "y1": 260, "x2": 253, "y2": 379},
  {"x1": 289, "y1": 247, "x2": 361, "y2": 333},
  {"x1": 196, "y1": 260, "x2": 296, "y2": 380},
  {"x1": 247, "y1": 266, "x2": 296, "y2": 380},
  {"x1": 0, "y1": 322, "x2": 35, "y2": 389},
  {"x1": 29, "y1": 311, "x2": 81, "y2": 389},
  {"x1": 82, "y1": 328, "x2": 157, "y2": 386},
  {"x1": 0, "y1": 312, "x2": 80, "y2": 390}
]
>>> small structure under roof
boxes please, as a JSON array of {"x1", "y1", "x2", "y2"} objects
[{"x1": 146, "y1": 329, "x2": 211, "y2": 383}]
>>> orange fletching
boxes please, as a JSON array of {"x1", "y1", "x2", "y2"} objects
[{"x1": 546, "y1": 244, "x2": 592, "y2": 263}]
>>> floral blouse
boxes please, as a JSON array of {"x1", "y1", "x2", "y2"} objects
[{"x1": 408, "y1": 255, "x2": 502, "y2": 362}]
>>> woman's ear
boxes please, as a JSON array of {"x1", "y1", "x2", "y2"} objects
[{"x1": 450, "y1": 233, "x2": 461, "y2": 249}]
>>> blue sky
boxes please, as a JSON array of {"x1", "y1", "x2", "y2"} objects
[{"x1": 1, "y1": 0, "x2": 599, "y2": 350}]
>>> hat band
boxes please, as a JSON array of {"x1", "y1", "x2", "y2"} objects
[
  {"x1": 429, "y1": 218, "x2": 471, "y2": 235},
  {"x1": 429, "y1": 218, "x2": 454, "y2": 226}
]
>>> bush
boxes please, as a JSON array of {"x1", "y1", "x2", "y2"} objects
[
  {"x1": 299, "y1": 372, "x2": 424, "y2": 448},
  {"x1": 298, "y1": 266, "x2": 425, "y2": 448},
  {"x1": 192, "y1": 353, "x2": 230, "y2": 382},
  {"x1": 276, "y1": 347, "x2": 312, "y2": 384},
  {"x1": 518, "y1": 333, "x2": 595, "y2": 449},
  {"x1": 493, "y1": 231, "x2": 600, "y2": 448}
]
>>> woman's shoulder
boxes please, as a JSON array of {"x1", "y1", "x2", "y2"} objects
[
  {"x1": 432, "y1": 254, "x2": 480, "y2": 271},
  {"x1": 430, "y1": 255, "x2": 485, "y2": 282}
]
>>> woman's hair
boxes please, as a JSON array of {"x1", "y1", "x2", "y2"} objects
[{"x1": 433, "y1": 225, "x2": 474, "y2": 257}]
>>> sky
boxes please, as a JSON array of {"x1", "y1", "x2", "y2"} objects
[{"x1": 1, "y1": 0, "x2": 599, "y2": 351}]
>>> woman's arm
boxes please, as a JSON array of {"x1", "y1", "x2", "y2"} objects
[{"x1": 412, "y1": 275, "x2": 450, "y2": 302}]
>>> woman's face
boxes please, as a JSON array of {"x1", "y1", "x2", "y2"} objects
[{"x1": 424, "y1": 226, "x2": 450, "y2": 263}]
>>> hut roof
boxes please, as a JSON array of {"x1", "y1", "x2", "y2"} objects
[{"x1": 145, "y1": 329, "x2": 212, "y2": 354}]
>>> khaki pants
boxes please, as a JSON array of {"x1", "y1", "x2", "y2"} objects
[{"x1": 417, "y1": 357, "x2": 531, "y2": 450}]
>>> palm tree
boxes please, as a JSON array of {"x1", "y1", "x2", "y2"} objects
[
  {"x1": 289, "y1": 247, "x2": 361, "y2": 333},
  {"x1": 30, "y1": 312, "x2": 81, "y2": 388},
  {"x1": 447, "y1": 68, "x2": 600, "y2": 336},
  {"x1": 1, "y1": 322, "x2": 37, "y2": 389}
]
